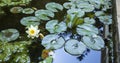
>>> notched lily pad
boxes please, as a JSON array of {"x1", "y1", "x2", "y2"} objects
[
  {"x1": 0, "y1": 29, "x2": 19, "y2": 42},
  {"x1": 63, "y1": 2, "x2": 75, "y2": 9},
  {"x1": 77, "y1": 24, "x2": 98, "y2": 36},
  {"x1": 77, "y1": 2, "x2": 95, "y2": 12},
  {"x1": 64, "y1": 39, "x2": 86, "y2": 55},
  {"x1": 82, "y1": 35, "x2": 105, "y2": 50},
  {"x1": 20, "y1": 16, "x2": 40, "y2": 26},
  {"x1": 46, "y1": 20, "x2": 67, "y2": 33},
  {"x1": 35, "y1": 10, "x2": 54, "y2": 20},
  {"x1": 22, "y1": 8, "x2": 34, "y2": 14},
  {"x1": 45, "y1": 2, "x2": 63, "y2": 12},
  {"x1": 42, "y1": 34, "x2": 65, "y2": 50},
  {"x1": 10, "y1": 7, "x2": 23, "y2": 14},
  {"x1": 84, "y1": 17, "x2": 95, "y2": 24}
]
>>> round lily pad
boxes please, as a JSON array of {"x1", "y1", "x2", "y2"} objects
[
  {"x1": 22, "y1": 8, "x2": 34, "y2": 14},
  {"x1": 67, "y1": 8, "x2": 85, "y2": 17},
  {"x1": 64, "y1": 39, "x2": 86, "y2": 55},
  {"x1": 35, "y1": 9, "x2": 54, "y2": 20},
  {"x1": 77, "y1": 24, "x2": 98, "y2": 36},
  {"x1": 0, "y1": 29, "x2": 19, "y2": 42},
  {"x1": 10, "y1": 7, "x2": 23, "y2": 13},
  {"x1": 77, "y1": 2, "x2": 95, "y2": 12},
  {"x1": 46, "y1": 20, "x2": 67, "y2": 33},
  {"x1": 42, "y1": 34, "x2": 65, "y2": 50},
  {"x1": 82, "y1": 35, "x2": 104, "y2": 50},
  {"x1": 63, "y1": 2, "x2": 75, "y2": 9},
  {"x1": 20, "y1": 16, "x2": 40, "y2": 26},
  {"x1": 45, "y1": 2, "x2": 63, "y2": 12}
]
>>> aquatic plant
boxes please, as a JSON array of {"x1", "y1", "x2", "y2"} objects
[{"x1": 0, "y1": 0, "x2": 112, "y2": 62}]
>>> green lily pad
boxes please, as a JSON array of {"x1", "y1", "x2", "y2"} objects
[
  {"x1": 20, "y1": 16, "x2": 40, "y2": 26},
  {"x1": 45, "y1": 2, "x2": 63, "y2": 12},
  {"x1": 0, "y1": 29, "x2": 19, "y2": 42},
  {"x1": 95, "y1": 11, "x2": 105, "y2": 17},
  {"x1": 10, "y1": 7, "x2": 23, "y2": 14},
  {"x1": 67, "y1": 8, "x2": 85, "y2": 17},
  {"x1": 22, "y1": 8, "x2": 34, "y2": 14},
  {"x1": 82, "y1": 35, "x2": 104, "y2": 50},
  {"x1": 46, "y1": 20, "x2": 67, "y2": 33},
  {"x1": 39, "y1": 56, "x2": 53, "y2": 63},
  {"x1": 42, "y1": 34, "x2": 65, "y2": 50},
  {"x1": 84, "y1": 17, "x2": 95, "y2": 24},
  {"x1": 77, "y1": 24, "x2": 98, "y2": 36},
  {"x1": 64, "y1": 39, "x2": 86, "y2": 55},
  {"x1": 35, "y1": 10, "x2": 54, "y2": 20},
  {"x1": 77, "y1": 2, "x2": 95, "y2": 12},
  {"x1": 63, "y1": 2, "x2": 75, "y2": 9}
]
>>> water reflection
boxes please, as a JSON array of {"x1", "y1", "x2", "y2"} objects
[{"x1": 53, "y1": 48, "x2": 101, "y2": 63}]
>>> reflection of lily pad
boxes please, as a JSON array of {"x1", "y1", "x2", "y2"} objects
[
  {"x1": 35, "y1": 10, "x2": 54, "y2": 20},
  {"x1": 42, "y1": 34, "x2": 65, "y2": 50},
  {"x1": 46, "y1": 20, "x2": 67, "y2": 33},
  {"x1": 20, "y1": 16, "x2": 40, "y2": 26},
  {"x1": 22, "y1": 8, "x2": 34, "y2": 14},
  {"x1": 46, "y1": 2, "x2": 63, "y2": 12},
  {"x1": 0, "y1": 29, "x2": 19, "y2": 42},
  {"x1": 82, "y1": 35, "x2": 104, "y2": 50},
  {"x1": 77, "y1": 24, "x2": 98, "y2": 36},
  {"x1": 64, "y1": 39, "x2": 86, "y2": 55}
]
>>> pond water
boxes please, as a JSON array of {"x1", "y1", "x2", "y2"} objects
[{"x1": 53, "y1": 48, "x2": 101, "y2": 63}]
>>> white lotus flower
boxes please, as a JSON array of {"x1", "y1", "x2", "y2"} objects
[{"x1": 26, "y1": 25, "x2": 40, "y2": 39}]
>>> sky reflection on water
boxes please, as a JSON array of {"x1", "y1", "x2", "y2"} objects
[{"x1": 53, "y1": 48, "x2": 101, "y2": 63}]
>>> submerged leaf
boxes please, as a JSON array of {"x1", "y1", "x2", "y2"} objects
[
  {"x1": 77, "y1": 24, "x2": 98, "y2": 36},
  {"x1": 22, "y1": 8, "x2": 34, "y2": 14},
  {"x1": 46, "y1": 20, "x2": 67, "y2": 33},
  {"x1": 20, "y1": 16, "x2": 40, "y2": 26},
  {"x1": 64, "y1": 39, "x2": 86, "y2": 55},
  {"x1": 35, "y1": 10, "x2": 54, "y2": 20},
  {"x1": 82, "y1": 35, "x2": 104, "y2": 50},
  {"x1": 0, "y1": 29, "x2": 19, "y2": 42},
  {"x1": 46, "y1": 2, "x2": 63, "y2": 12},
  {"x1": 42, "y1": 34, "x2": 65, "y2": 50}
]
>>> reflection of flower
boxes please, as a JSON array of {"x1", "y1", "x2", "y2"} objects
[{"x1": 26, "y1": 25, "x2": 40, "y2": 39}]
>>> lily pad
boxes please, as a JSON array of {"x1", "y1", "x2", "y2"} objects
[
  {"x1": 46, "y1": 20, "x2": 67, "y2": 33},
  {"x1": 35, "y1": 10, "x2": 54, "y2": 20},
  {"x1": 42, "y1": 34, "x2": 65, "y2": 50},
  {"x1": 77, "y1": 24, "x2": 98, "y2": 36},
  {"x1": 67, "y1": 8, "x2": 85, "y2": 17},
  {"x1": 95, "y1": 11, "x2": 105, "y2": 17},
  {"x1": 82, "y1": 35, "x2": 104, "y2": 50},
  {"x1": 20, "y1": 16, "x2": 40, "y2": 26},
  {"x1": 63, "y1": 2, "x2": 76, "y2": 9},
  {"x1": 22, "y1": 8, "x2": 34, "y2": 14},
  {"x1": 10, "y1": 7, "x2": 23, "y2": 14},
  {"x1": 45, "y1": 2, "x2": 63, "y2": 12},
  {"x1": 84, "y1": 17, "x2": 95, "y2": 24},
  {"x1": 64, "y1": 39, "x2": 86, "y2": 55},
  {"x1": 0, "y1": 29, "x2": 19, "y2": 42},
  {"x1": 77, "y1": 2, "x2": 95, "y2": 12}
]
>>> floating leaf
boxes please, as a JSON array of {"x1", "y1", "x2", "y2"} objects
[
  {"x1": 77, "y1": 2, "x2": 94, "y2": 12},
  {"x1": 20, "y1": 16, "x2": 40, "y2": 26},
  {"x1": 10, "y1": 7, "x2": 23, "y2": 13},
  {"x1": 64, "y1": 39, "x2": 86, "y2": 55},
  {"x1": 98, "y1": 15, "x2": 112, "y2": 25},
  {"x1": 0, "y1": 29, "x2": 19, "y2": 42},
  {"x1": 22, "y1": 8, "x2": 34, "y2": 14},
  {"x1": 45, "y1": 2, "x2": 63, "y2": 12},
  {"x1": 95, "y1": 11, "x2": 105, "y2": 17},
  {"x1": 67, "y1": 8, "x2": 85, "y2": 17},
  {"x1": 39, "y1": 56, "x2": 53, "y2": 63},
  {"x1": 77, "y1": 24, "x2": 98, "y2": 36},
  {"x1": 84, "y1": 17, "x2": 95, "y2": 24},
  {"x1": 82, "y1": 35, "x2": 104, "y2": 50},
  {"x1": 42, "y1": 34, "x2": 65, "y2": 50},
  {"x1": 63, "y1": 2, "x2": 75, "y2": 9},
  {"x1": 35, "y1": 10, "x2": 54, "y2": 20},
  {"x1": 46, "y1": 20, "x2": 67, "y2": 33}
]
